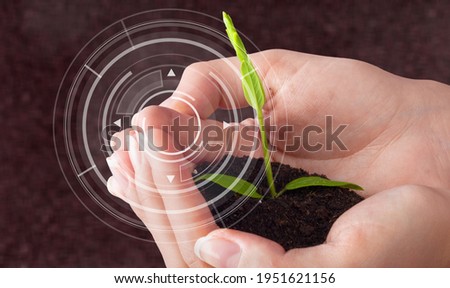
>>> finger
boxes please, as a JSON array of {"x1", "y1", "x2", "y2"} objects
[
  {"x1": 106, "y1": 131, "x2": 134, "y2": 198},
  {"x1": 145, "y1": 125, "x2": 218, "y2": 267},
  {"x1": 126, "y1": 133, "x2": 188, "y2": 267},
  {"x1": 131, "y1": 106, "x2": 263, "y2": 164},
  {"x1": 159, "y1": 52, "x2": 276, "y2": 118},
  {"x1": 107, "y1": 130, "x2": 188, "y2": 267},
  {"x1": 109, "y1": 130, "x2": 134, "y2": 176},
  {"x1": 194, "y1": 228, "x2": 285, "y2": 267}
]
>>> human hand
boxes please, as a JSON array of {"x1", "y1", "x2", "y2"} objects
[
  {"x1": 159, "y1": 49, "x2": 450, "y2": 195},
  {"x1": 107, "y1": 49, "x2": 450, "y2": 267}
]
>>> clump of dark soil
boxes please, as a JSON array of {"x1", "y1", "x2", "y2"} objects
[{"x1": 194, "y1": 156, "x2": 364, "y2": 250}]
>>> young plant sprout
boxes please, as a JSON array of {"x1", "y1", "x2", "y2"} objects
[{"x1": 194, "y1": 12, "x2": 363, "y2": 199}]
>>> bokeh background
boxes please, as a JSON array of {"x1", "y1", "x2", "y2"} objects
[{"x1": 1, "y1": 0, "x2": 449, "y2": 267}]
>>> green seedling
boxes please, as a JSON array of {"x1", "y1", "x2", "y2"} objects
[{"x1": 194, "y1": 12, "x2": 363, "y2": 199}]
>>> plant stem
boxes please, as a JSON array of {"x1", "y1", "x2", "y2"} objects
[{"x1": 257, "y1": 111, "x2": 277, "y2": 198}]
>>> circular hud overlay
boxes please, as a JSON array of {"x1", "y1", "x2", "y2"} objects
[{"x1": 53, "y1": 9, "x2": 276, "y2": 241}]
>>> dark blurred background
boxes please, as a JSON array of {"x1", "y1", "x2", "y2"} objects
[{"x1": 1, "y1": 0, "x2": 449, "y2": 267}]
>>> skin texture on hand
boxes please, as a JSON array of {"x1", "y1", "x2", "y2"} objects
[{"x1": 106, "y1": 49, "x2": 450, "y2": 267}]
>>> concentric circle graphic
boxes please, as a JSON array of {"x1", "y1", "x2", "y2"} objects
[{"x1": 53, "y1": 9, "x2": 280, "y2": 241}]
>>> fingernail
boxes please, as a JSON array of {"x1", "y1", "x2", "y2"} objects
[
  {"x1": 194, "y1": 236, "x2": 241, "y2": 268},
  {"x1": 129, "y1": 134, "x2": 141, "y2": 170},
  {"x1": 106, "y1": 156, "x2": 128, "y2": 188},
  {"x1": 107, "y1": 177, "x2": 120, "y2": 196},
  {"x1": 110, "y1": 132, "x2": 120, "y2": 151},
  {"x1": 160, "y1": 98, "x2": 189, "y2": 114},
  {"x1": 132, "y1": 113, "x2": 139, "y2": 126},
  {"x1": 160, "y1": 98, "x2": 174, "y2": 108}
]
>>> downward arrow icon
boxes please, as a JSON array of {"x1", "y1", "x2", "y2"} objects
[{"x1": 166, "y1": 175, "x2": 175, "y2": 183}]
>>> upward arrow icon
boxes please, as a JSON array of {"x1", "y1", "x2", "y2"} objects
[{"x1": 167, "y1": 69, "x2": 176, "y2": 77}]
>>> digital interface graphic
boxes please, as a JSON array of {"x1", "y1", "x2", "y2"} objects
[{"x1": 53, "y1": 9, "x2": 271, "y2": 241}]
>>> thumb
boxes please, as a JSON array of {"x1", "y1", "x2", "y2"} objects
[{"x1": 194, "y1": 228, "x2": 285, "y2": 267}]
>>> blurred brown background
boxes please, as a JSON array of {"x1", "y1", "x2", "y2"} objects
[{"x1": 1, "y1": 0, "x2": 449, "y2": 267}]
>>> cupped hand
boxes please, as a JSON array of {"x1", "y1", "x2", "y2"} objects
[
  {"x1": 106, "y1": 49, "x2": 450, "y2": 267},
  {"x1": 159, "y1": 49, "x2": 450, "y2": 195}
]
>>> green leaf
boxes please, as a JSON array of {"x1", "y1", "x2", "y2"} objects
[
  {"x1": 222, "y1": 11, "x2": 265, "y2": 111},
  {"x1": 230, "y1": 31, "x2": 248, "y2": 62},
  {"x1": 195, "y1": 173, "x2": 263, "y2": 199},
  {"x1": 223, "y1": 12, "x2": 246, "y2": 61},
  {"x1": 241, "y1": 61, "x2": 265, "y2": 111},
  {"x1": 284, "y1": 176, "x2": 364, "y2": 191}
]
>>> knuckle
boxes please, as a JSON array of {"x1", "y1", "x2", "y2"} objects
[
  {"x1": 391, "y1": 184, "x2": 441, "y2": 213},
  {"x1": 263, "y1": 48, "x2": 287, "y2": 57},
  {"x1": 137, "y1": 106, "x2": 174, "y2": 129},
  {"x1": 183, "y1": 62, "x2": 207, "y2": 76},
  {"x1": 112, "y1": 130, "x2": 124, "y2": 140},
  {"x1": 177, "y1": 242, "x2": 208, "y2": 268},
  {"x1": 329, "y1": 224, "x2": 379, "y2": 267},
  {"x1": 336, "y1": 57, "x2": 371, "y2": 72}
]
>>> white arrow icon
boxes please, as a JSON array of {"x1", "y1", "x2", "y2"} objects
[
  {"x1": 223, "y1": 121, "x2": 231, "y2": 129},
  {"x1": 166, "y1": 175, "x2": 175, "y2": 183},
  {"x1": 113, "y1": 119, "x2": 121, "y2": 127},
  {"x1": 167, "y1": 69, "x2": 176, "y2": 77}
]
